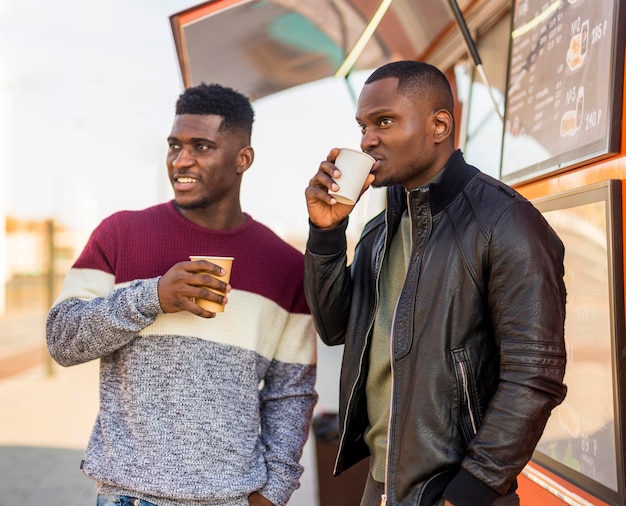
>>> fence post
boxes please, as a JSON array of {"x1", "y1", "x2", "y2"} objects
[{"x1": 45, "y1": 219, "x2": 55, "y2": 377}]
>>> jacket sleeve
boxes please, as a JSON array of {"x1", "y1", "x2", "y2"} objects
[
  {"x1": 304, "y1": 218, "x2": 353, "y2": 346},
  {"x1": 445, "y1": 200, "x2": 567, "y2": 505}
]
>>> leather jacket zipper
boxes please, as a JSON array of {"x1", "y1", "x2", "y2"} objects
[
  {"x1": 383, "y1": 297, "x2": 401, "y2": 505},
  {"x1": 382, "y1": 191, "x2": 416, "y2": 505},
  {"x1": 376, "y1": 207, "x2": 390, "y2": 506},
  {"x1": 334, "y1": 318, "x2": 377, "y2": 474},
  {"x1": 459, "y1": 360, "x2": 478, "y2": 434},
  {"x1": 334, "y1": 206, "x2": 390, "y2": 475}
]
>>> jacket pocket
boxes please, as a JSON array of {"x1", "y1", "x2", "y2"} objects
[
  {"x1": 451, "y1": 348, "x2": 481, "y2": 444},
  {"x1": 416, "y1": 467, "x2": 457, "y2": 505}
]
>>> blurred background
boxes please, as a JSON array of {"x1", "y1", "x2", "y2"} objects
[
  {"x1": 0, "y1": 1, "x2": 383, "y2": 502},
  {"x1": 0, "y1": 0, "x2": 386, "y2": 340}
]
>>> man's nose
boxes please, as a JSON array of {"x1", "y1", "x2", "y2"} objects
[
  {"x1": 172, "y1": 148, "x2": 194, "y2": 168},
  {"x1": 361, "y1": 129, "x2": 379, "y2": 151}
]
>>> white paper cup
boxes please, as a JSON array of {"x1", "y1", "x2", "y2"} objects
[
  {"x1": 189, "y1": 256, "x2": 234, "y2": 312},
  {"x1": 329, "y1": 148, "x2": 376, "y2": 205}
]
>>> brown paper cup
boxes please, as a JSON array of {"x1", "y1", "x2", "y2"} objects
[{"x1": 189, "y1": 256, "x2": 234, "y2": 312}]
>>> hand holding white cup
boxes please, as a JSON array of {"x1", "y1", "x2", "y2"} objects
[
  {"x1": 189, "y1": 256, "x2": 234, "y2": 312},
  {"x1": 329, "y1": 148, "x2": 376, "y2": 205}
]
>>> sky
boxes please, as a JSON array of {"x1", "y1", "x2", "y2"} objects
[{"x1": 0, "y1": 0, "x2": 384, "y2": 245}]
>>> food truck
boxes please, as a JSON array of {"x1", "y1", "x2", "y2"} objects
[{"x1": 170, "y1": 0, "x2": 626, "y2": 504}]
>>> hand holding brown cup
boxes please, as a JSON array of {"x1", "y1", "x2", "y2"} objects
[{"x1": 189, "y1": 256, "x2": 234, "y2": 312}]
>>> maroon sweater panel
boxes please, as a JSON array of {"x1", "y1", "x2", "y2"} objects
[{"x1": 72, "y1": 201, "x2": 310, "y2": 314}]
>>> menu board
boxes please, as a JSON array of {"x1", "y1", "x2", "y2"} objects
[
  {"x1": 532, "y1": 181, "x2": 626, "y2": 505},
  {"x1": 501, "y1": 0, "x2": 624, "y2": 184}
]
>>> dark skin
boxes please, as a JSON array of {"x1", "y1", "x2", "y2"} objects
[
  {"x1": 248, "y1": 493, "x2": 274, "y2": 506},
  {"x1": 306, "y1": 77, "x2": 455, "y2": 231},
  {"x1": 157, "y1": 114, "x2": 275, "y2": 506},
  {"x1": 158, "y1": 115, "x2": 252, "y2": 315},
  {"x1": 305, "y1": 77, "x2": 456, "y2": 506},
  {"x1": 166, "y1": 114, "x2": 252, "y2": 229}
]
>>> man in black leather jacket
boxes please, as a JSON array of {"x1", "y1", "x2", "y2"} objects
[{"x1": 303, "y1": 61, "x2": 567, "y2": 506}]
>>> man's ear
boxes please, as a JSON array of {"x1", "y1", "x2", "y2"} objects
[
  {"x1": 433, "y1": 109, "x2": 453, "y2": 144},
  {"x1": 237, "y1": 146, "x2": 254, "y2": 174}
]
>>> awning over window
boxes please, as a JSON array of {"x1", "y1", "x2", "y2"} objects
[{"x1": 169, "y1": 0, "x2": 478, "y2": 101}]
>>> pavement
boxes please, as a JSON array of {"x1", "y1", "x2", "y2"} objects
[{"x1": 0, "y1": 308, "x2": 347, "y2": 506}]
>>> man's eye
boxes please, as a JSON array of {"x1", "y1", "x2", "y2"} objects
[
  {"x1": 359, "y1": 124, "x2": 367, "y2": 135},
  {"x1": 168, "y1": 143, "x2": 180, "y2": 151},
  {"x1": 380, "y1": 118, "x2": 393, "y2": 127},
  {"x1": 196, "y1": 144, "x2": 210, "y2": 152}
]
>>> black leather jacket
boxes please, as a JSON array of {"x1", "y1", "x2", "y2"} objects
[{"x1": 304, "y1": 150, "x2": 567, "y2": 506}]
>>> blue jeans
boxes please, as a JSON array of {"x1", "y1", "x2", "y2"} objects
[{"x1": 97, "y1": 495, "x2": 157, "y2": 506}]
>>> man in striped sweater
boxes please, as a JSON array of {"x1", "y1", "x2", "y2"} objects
[{"x1": 46, "y1": 83, "x2": 317, "y2": 506}]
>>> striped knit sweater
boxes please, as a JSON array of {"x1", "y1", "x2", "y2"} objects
[{"x1": 46, "y1": 201, "x2": 317, "y2": 506}]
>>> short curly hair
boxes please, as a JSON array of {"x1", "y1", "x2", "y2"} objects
[{"x1": 175, "y1": 83, "x2": 254, "y2": 142}]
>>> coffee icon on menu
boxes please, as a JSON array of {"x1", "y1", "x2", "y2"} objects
[{"x1": 560, "y1": 86, "x2": 584, "y2": 137}]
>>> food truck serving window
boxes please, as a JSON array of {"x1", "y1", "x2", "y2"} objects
[{"x1": 501, "y1": 0, "x2": 625, "y2": 185}]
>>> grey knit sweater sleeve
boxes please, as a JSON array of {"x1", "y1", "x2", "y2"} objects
[{"x1": 47, "y1": 276, "x2": 162, "y2": 366}]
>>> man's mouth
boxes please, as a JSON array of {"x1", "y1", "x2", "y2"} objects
[
  {"x1": 173, "y1": 175, "x2": 199, "y2": 191},
  {"x1": 176, "y1": 176, "x2": 198, "y2": 184}
]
